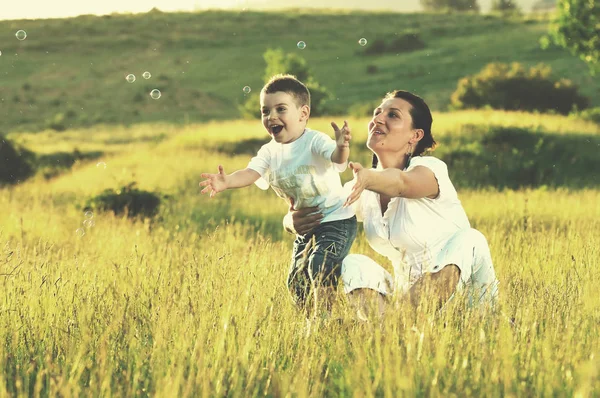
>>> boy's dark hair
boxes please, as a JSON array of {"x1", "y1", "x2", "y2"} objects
[{"x1": 261, "y1": 74, "x2": 311, "y2": 108}]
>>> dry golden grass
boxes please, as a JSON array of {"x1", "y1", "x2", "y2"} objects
[{"x1": 1, "y1": 112, "x2": 599, "y2": 396}]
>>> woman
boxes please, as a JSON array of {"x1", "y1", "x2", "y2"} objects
[{"x1": 285, "y1": 90, "x2": 499, "y2": 315}]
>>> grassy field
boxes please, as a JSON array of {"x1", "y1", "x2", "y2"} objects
[
  {"x1": 1, "y1": 110, "x2": 599, "y2": 396},
  {"x1": 0, "y1": 9, "x2": 598, "y2": 133}
]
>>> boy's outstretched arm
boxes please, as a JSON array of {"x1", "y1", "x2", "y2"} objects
[
  {"x1": 330, "y1": 120, "x2": 351, "y2": 164},
  {"x1": 199, "y1": 166, "x2": 261, "y2": 197}
]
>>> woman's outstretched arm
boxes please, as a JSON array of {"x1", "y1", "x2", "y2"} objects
[{"x1": 344, "y1": 162, "x2": 439, "y2": 206}]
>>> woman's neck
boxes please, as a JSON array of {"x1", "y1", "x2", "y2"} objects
[{"x1": 375, "y1": 151, "x2": 407, "y2": 170}]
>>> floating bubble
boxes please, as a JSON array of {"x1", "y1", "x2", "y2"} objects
[
  {"x1": 83, "y1": 219, "x2": 95, "y2": 228},
  {"x1": 0, "y1": 51, "x2": 2, "y2": 56},
  {"x1": 84, "y1": 211, "x2": 94, "y2": 219},
  {"x1": 358, "y1": 38, "x2": 368, "y2": 46},
  {"x1": 243, "y1": 86, "x2": 251, "y2": 94},
  {"x1": 15, "y1": 30, "x2": 27, "y2": 41},
  {"x1": 126, "y1": 74, "x2": 136, "y2": 83},
  {"x1": 150, "y1": 89, "x2": 161, "y2": 99},
  {"x1": 76, "y1": 228, "x2": 85, "y2": 237},
  {"x1": 297, "y1": 41, "x2": 306, "y2": 50},
  {"x1": 142, "y1": 71, "x2": 151, "y2": 79},
  {"x1": 96, "y1": 162, "x2": 107, "y2": 169}
]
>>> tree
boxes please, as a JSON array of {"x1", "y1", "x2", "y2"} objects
[
  {"x1": 547, "y1": 0, "x2": 599, "y2": 75},
  {"x1": 491, "y1": 0, "x2": 518, "y2": 11},
  {"x1": 240, "y1": 48, "x2": 333, "y2": 119},
  {"x1": 420, "y1": 0, "x2": 479, "y2": 12}
]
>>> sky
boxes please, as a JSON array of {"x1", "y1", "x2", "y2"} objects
[{"x1": 0, "y1": 0, "x2": 251, "y2": 20}]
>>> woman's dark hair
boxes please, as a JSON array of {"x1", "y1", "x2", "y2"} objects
[{"x1": 371, "y1": 90, "x2": 437, "y2": 168}]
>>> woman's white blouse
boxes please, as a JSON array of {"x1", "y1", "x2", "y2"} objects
[{"x1": 352, "y1": 157, "x2": 470, "y2": 292}]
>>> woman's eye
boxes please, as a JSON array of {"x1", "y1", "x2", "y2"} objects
[
  {"x1": 388, "y1": 112, "x2": 398, "y2": 118},
  {"x1": 277, "y1": 107, "x2": 286, "y2": 112}
]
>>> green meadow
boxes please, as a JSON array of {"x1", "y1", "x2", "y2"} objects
[
  {"x1": 1, "y1": 6, "x2": 600, "y2": 397},
  {"x1": 0, "y1": 9, "x2": 598, "y2": 133}
]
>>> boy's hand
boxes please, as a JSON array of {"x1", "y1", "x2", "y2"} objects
[
  {"x1": 199, "y1": 165, "x2": 228, "y2": 197},
  {"x1": 331, "y1": 120, "x2": 351, "y2": 149}
]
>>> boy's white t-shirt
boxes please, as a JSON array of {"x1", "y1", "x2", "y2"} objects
[
  {"x1": 351, "y1": 156, "x2": 470, "y2": 291},
  {"x1": 247, "y1": 128, "x2": 354, "y2": 223}
]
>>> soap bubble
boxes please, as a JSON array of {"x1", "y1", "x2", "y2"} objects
[
  {"x1": 150, "y1": 89, "x2": 161, "y2": 99},
  {"x1": 84, "y1": 211, "x2": 94, "y2": 219},
  {"x1": 15, "y1": 30, "x2": 27, "y2": 41},
  {"x1": 76, "y1": 228, "x2": 85, "y2": 237},
  {"x1": 83, "y1": 219, "x2": 95, "y2": 228},
  {"x1": 297, "y1": 41, "x2": 306, "y2": 50},
  {"x1": 358, "y1": 38, "x2": 368, "y2": 46},
  {"x1": 126, "y1": 74, "x2": 136, "y2": 83},
  {"x1": 96, "y1": 162, "x2": 107, "y2": 169},
  {"x1": 243, "y1": 86, "x2": 251, "y2": 94},
  {"x1": 142, "y1": 71, "x2": 151, "y2": 79}
]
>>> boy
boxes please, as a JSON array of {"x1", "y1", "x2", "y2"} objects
[{"x1": 199, "y1": 74, "x2": 357, "y2": 312}]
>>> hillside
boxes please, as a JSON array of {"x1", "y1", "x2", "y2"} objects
[
  {"x1": 0, "y1": 8, "x2": 594, "y2": 133},
  {"x1": 236, "y1": 0, "x2": 552, "y2": 12}
]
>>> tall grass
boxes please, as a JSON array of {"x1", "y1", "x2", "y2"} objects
[{"x1": 1, "y1": 113, "x2": 599, "y2": 395}]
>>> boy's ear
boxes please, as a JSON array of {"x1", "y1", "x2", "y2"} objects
[{"x1": 300, "y1": 104, "x2": 310, "y2": 121}]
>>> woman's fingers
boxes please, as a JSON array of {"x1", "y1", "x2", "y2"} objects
[
  {"x1": 344, "y1": 184, "x2": 363, "y2": 207},
  {"x1": 331, "y1": 121, "x2": 340, "y2": 132},
  {"x1": 200, "y1": 185, "x2": 212, "y2": 195}
]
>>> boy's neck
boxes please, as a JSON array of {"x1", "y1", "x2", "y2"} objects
[{"x1": 282, "y1": 126, "x2": 307, "y2": 144}]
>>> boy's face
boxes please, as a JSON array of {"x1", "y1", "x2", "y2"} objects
[{"x1": 260, "y1": 91, "x2": 309, "y2": 144}]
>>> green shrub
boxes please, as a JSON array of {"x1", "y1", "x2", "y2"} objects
[
  {"x1": 84, "y1": 182, "x2": 163, "y2": 218},
  {"x1": 362, "y1": 31, "x2": 425, "y2": 55},
  {"x1": 0, "y1": 135, "x2": 35, "y2": 185},
  {"x1": 421, "y1": 0, "x2": 480, "y2": 12},
  {"x1": 366, "y1": 65, "x2": 379, "y2": 74},
  {"x1": 573, "y1": 107, "x2": 600, "y2": 124},
  {"x1": 450, "y1": 62, "x2": 589, "y2": 114},
  {"x1": 434, "y1": 125, "x2": 600, "y2": 189}
]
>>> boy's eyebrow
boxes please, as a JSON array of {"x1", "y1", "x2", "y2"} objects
[{"x1": 262, "y1": 103, "x2": 289, "y2": 108}]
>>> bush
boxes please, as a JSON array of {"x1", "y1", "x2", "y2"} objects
[
  {"x1": 0, "y1": 135, "x2": 35, "y2": 185},
  {"x1": 366, "y1": 65, "x2": 379, "y2": 74},
  {"x1": 84, "y1": 182, "x2": 163, "y2": 218},
  {"x1": 450, "y1": 62, "x2": 589, "y2": 114},
  {"x1": 421, "y1": 0, "x2": 479, "y2": 12},
  {"x1": 362, "y1": 31, "x2": 425, "y2": 55},
  {"x1": 436, "y1": 125, "x2": 600, "y2": 189},
  {"x1": 573, "y1": 107, "x2": 600, "y2": 124},
  {"x1": 491, "y1": 0, "x2": 518, "y2": 11}
]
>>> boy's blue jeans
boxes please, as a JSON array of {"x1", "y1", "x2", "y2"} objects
[{"x1": 287, "y1": 216, "x2": 357, "y2": 308}]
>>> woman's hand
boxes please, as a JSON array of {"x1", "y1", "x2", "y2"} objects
[
  {"x1": 285, "y1": 198, "x2": 323, "y2": 235},
  {"x1": 344, "y1": 162, "x2": 371, "y2": 207}
]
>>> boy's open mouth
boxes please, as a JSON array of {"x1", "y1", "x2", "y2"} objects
[{"x1": 270, "y1": 125, "x2": 283, "y2": 135}]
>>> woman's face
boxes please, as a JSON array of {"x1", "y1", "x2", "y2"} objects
[{"x1": 367, "y1": 97, "x2": 417, "y2": 155}]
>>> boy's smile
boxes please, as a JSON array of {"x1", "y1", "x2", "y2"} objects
[{"x1": 260, "y1": 91, "x2": 309, "y2": 144}]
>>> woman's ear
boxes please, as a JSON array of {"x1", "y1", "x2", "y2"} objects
[
  {"x1": 410, "y1": 129, "x2": 424, "y2": 144},
  {"x1": 300, "y1": 104, "x2": 310, "y2": 121}
]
